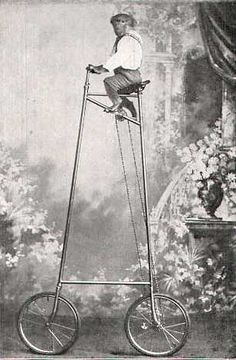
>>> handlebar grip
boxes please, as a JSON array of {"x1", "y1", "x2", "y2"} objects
[{"x1": 86, "y1": 64, "x2": 95, "y2": 73}]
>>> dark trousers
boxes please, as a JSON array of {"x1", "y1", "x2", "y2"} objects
[{"x1": 104, "y1": 67, "x2": 142, "y2": 106}]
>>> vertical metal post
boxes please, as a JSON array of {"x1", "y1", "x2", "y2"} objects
[
  {"x1": 50, "y1": 69, "x2": 90, "y2": 318},
  {"x1": 137, "y1": 90, "x2": 158, "y2": 322}
]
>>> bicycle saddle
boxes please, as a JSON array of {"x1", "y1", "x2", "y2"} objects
[{"x1": 119, "y1": 80, "x2": 151, "y2": 95}]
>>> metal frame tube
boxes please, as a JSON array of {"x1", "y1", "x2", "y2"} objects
[
  {"x1": 57, "y1": 69, "x2": 90, "y2": 283},
  {"x1": 137, "y1": 90, "x2": 157, "y2": 322},
  {"x1": 87, "y1": 97, "x2": 140, "y2": 126},
  {"x1": 50, "y1": 69, "x2": 91, "y2": 318},
  {"x1": 88, "y1": 93, "x2": 137, "y2": 98},
  {"x1": 61, "y1": 280, "x2": 150, "y2": 285},
  {"x1": 49, "y1": 70, "x2": 154, "y2": 320}
]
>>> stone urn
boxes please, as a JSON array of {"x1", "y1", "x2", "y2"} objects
[{"x1": 197, "y1": 176, "x2": 224, "y2": 218}]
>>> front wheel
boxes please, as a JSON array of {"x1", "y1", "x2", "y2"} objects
[
  {"x1": 125, "y1": 293, "x2": 190, "y2": 357},
  {"x1": 17, "y1": 292, "x2": 80, "y2": 355}
]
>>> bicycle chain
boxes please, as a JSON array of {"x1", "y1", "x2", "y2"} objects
[{"x1": 115, "y1": 118, "x2": 146, "y2": 285}]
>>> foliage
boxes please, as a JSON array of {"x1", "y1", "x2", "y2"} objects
[
  {"x1": 138, "y1": 3, "x2": 197, "y2": 54},
  {"x1": 1, "y1": 0, "x2": 234, "y2": 320},
  {"x1": 0, "y1": 143, "x2": 62, "y2": 305},
  {"x1": 1, "y1": 122, "x2": 235, "y2": 316},
  {"x1": 179, "y1": 121, "x2": 236, "y2": 189},
  {"x1": 0, "y1": 141, "x2": 143, "y2": 314},
  {"x1": 178, "y1": 120, "x2": 236, "y2": 213},
  {"x1": 127, "y1": 210, "x2": 233, "y2": 313},
  {"x1": 0, "y1": 142, "x2": 139, "y2": 313},
  {"x1": 144, "y1": 120, "x2": 236, "y2": 313},
  {"x1": 64, "y1": 269, "x2": 137, "y2": 317},
  {"x1": 154, "y1": 230, "x2": 229, "y2": 313}
]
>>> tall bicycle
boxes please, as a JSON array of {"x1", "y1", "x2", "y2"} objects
[{"x1": 17, "y1": 65, "x2": 190, "y2": 356}]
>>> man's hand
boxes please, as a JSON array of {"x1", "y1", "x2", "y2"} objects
[{"x1": 88, "y1": 65, "x2": 108, "y2": 74}]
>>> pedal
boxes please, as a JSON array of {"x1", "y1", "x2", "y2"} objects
[
  {"x1": 115, "y1": 108, "x2": 127, "y2": 122},
  {"x1": 104, "y1": 107, "x2": 112, "y2": 113}
]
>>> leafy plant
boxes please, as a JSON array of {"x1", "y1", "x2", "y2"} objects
[
  {"x1": 139, "y1": 3, "x2": 197, "y2": 54},
  {"x1": 0, "y1": 143, "x2": 62, "y2": 305},
  {"x1": 126, "y1": 119, "x2": 236, "y2": 313},
  {"x1": 178, "y1": 120, "x2": 236, "y2": 212}
]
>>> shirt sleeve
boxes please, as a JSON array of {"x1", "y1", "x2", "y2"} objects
[{"x1": 103, "y1": 36, "x2": 142, "y2": 72}]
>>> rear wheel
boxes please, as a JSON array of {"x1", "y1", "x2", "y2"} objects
[
  {"x1": 17, "y1": 292, "x2": 80, "y2": 355},
  {"x1": 125, "y1": 293, "x2": 190, "y2": 357}
]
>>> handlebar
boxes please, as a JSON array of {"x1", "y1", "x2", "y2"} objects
[{"x1": 86, "y1": 64, "x2": 96, "y2": 73}]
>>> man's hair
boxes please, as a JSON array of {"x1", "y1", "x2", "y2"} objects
[{"x1": 110, "y1": 13, "x2": 137, "y2": 28}]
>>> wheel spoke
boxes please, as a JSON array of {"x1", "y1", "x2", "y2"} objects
[
  {"x1": 17, "y1": 293, "x2": 79, "y2": 355},
  {"x1": 52, "y1": 334, "x2": 56, "y2": 352},
  {"x1": 22, "y1": 318, "x2": 45, "y2": 326},
  {"x1": 51, "y1": 326, "x2": 73, "y2": 340},
  {"x1": 135, "y1": 309, "x2": 152, "y2": 325},
  {"x1": 47, "y1": 327, "x2": 64, "y2": 347},
  {"x1": 125, "y1": 294, "x2": 190, "y2": 357},
  {"x1": 162, "y1": 327, "x2": 175, "y2": 350},
  {"x1": 130, "y1": 314, "x2": 147, "y2": 321},
  {"x1": 162, "y1": 326, "x2": 180, "y2": 344},
  {"x1": 161, "y1": 303, "x2": 181, "y2": 315},
  {"x1": 51, "y1": 322, "x2": 76, "y2": 332},
  {"x1": 166, "y1": 328, "x2": 184, "y2": 336},
  {"x1": 34, "y1": 302, "x2": 47, "y2": 316},
  {"x1": 27, "y1": 308, "x2": 47, "y2": 320},
  {"x1": 164, "y1": 322, "x2": 186, "y2": 336},
  {"x1": 165, "y1": 322, "x2": 186, "y2": 329},
  {"x1": 136, "y1": 327, "x2": 154, "y2": 338}
]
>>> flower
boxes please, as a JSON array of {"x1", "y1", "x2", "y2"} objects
[
  {"x1": 207, "y1": 258, "x2": 213, "y2": 266},
  {"x1": 229, "y1": 146, "x2": 236, "y2": 158},
  {"x1": 205, "y1": 147, "x2": 214, "y2": 156},
  {"x1": 179, "y1": 122, "x2": 235, "y2": 194},
  {"x1": 196, "y1": 139, "x2": 204, "y2": 147},
  {"x1": 189, "y1": 143, "x2": 198, "y2": 152}
]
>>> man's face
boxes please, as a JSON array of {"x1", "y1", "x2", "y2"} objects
[{"x1": 112, "y1": 17, "x2": 128, "y2": 37}]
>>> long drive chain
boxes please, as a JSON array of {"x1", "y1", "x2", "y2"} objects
[
  {"x1": 115, "y1": 119, "x2": 145, "y2": 284},
  {"x1": 115, "y1": 117, "x2": 160, "y2": 293},
  {"x1": 127, "y1": 121, "x2": 146, "y2": 220},
  {"x1": 126, "y1": 119, "x2": 160, "y2": 293}
]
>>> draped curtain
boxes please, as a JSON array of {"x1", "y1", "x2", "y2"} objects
[{"x1": 198, "y1": 2, "x2": 236, "y2": 86}]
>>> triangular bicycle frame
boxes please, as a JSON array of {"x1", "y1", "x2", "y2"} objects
[{"x1": 50, "y1": 66, "x2": 158, "y2": 322}]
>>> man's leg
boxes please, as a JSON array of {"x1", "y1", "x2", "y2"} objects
[
  {"x1": 117, "y1": 69, "x2": 142, "y2": 117},
  {"x1": 104, "y1": 73, "x2": 135, "y2": 112},
  {"x1": 120, "y1": 97, "x2": 137, "y2": 117}
]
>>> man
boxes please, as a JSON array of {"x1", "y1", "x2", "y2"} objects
[{"x1": 90, "y1": 13, "x2": 143, "y2": 116}]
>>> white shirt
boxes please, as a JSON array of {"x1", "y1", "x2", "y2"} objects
[{"x1": 104, "y1": 30, "x2": 143, "y2": 72}]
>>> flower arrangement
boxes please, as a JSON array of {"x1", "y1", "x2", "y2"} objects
[
  {"x1": 0, "y1": 142, "x2": 63, "y2": 306},
  {"x1": 178, "y1": 120, "x2": 236, "y2": 217}
]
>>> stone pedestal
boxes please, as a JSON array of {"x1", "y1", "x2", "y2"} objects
[
  {"x1": 185, "y1": 218, "x2": 236, "y2": 238},
  {"x1": 185, "y1": 218, "x2": 236, "y2": 289}
]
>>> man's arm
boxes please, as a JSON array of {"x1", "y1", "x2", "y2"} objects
[
  {"x1": 89, "y1": 65, "x2": 109, "y2": 74},
  {"x1": 89, "y1": 35, "x2": 142, "y2": 74},
  {"x1": 103, "y1": 35, "x2": 142, "y2": 72}
]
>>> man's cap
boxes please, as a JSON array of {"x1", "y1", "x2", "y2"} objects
[{"x1": 110, "y1": 13, "x2": 137, "y2": 27}]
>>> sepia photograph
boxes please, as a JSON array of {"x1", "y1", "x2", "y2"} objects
[{"x1": 0, "y1": 0, "x2": 236, "y2": 358}]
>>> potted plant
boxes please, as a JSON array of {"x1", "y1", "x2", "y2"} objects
[{"x1": 178, "y1": 120, "x2": 236, "y2": 218}]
